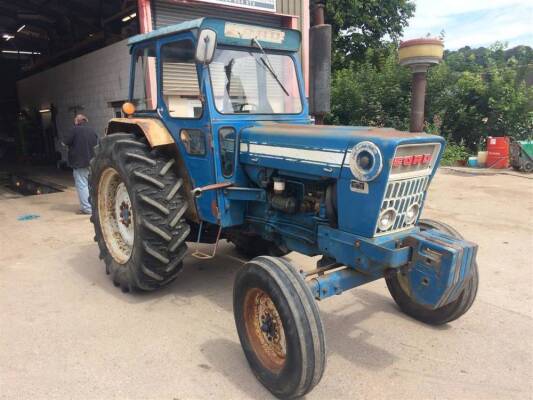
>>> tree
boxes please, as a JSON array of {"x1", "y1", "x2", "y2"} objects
[
  {"x1": 426, "y1": 44, "x2": 533, "y2": 149},
  {"x1": 325, "y1": 0, "x2": 415, "y2": 68},
  {"x1": 330, "y1": 43, "x2": 533, "y2": 150},
  {"x1": 327, "y1": 46, "x2": 411, "y2": 129}
]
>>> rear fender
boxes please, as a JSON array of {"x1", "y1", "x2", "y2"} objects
[
  {"x1": 107, "y1": 118, "x2": 174, "y2": 147},
  {"x1": 106, "y1": 117, "x2": 200, "y2": 223}
]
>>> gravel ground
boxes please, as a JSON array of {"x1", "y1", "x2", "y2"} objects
[{"x1": 1, "y1": 169, "x2": 532, "y2": 400}]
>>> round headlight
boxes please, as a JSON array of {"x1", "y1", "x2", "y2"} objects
[
  {"x1": 349, "y1": 141, "x2": 383, "y2": 182},
  {"x1": 405, "y1": 203, "x2": 420, "y2": 225},
  {"x1": 378, "y1": 208, "x2": 397, "y2": 231}
]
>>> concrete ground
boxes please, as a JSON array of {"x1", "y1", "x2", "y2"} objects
[{"x1": 1, "y1": 170, "x2": 532, "y2": 400}]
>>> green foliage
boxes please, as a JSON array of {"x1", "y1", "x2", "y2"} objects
[
  {"x1": 426, "y1": 44, "x2": 533, "y2": 149},
  {"x1": 330, "y1": 43, "x2": 533, "y2": 150},
  {"x1": 327, "y1": 46, "x2": 412, "y2": 129},
  {"x1": 440, "y1": 142, "x2": 471, "y2": 166},
  {"x1": 325, "y1": 0, "x2": 415, "y2": 69}
]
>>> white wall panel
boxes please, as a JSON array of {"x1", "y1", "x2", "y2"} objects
[{"x1": 17, "y1": 39, "x2": 131, "y2": 161}]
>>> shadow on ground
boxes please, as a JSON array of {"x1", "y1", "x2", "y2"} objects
[
  {"x1": 69, "y1": 240, "x2": 245, "y2": 312},
  {"x1": 69, "y1": 241, "x2": 450, "y2": 379}
]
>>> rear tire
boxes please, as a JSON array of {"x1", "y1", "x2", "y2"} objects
[
  {"x1": 523, "y1": 161, "x2": 533, "y2": 173},
  {"x1": 385, "y1": 219, "x2": 478, "y2": 325},
  {"x1": 89, "y1": 133, "x2": 190, "y2": 292},
  {"x1": 233, "y1": 256, "x2": 326, "y2": 399}
]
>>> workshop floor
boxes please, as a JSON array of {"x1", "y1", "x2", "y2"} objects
[{"x1": 1, "y1": 170, "x2": 532, "y2": 400}]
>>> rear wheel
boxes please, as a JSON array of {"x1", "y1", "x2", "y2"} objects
[
  {"x1": 89, "y1": 133, "x2": 190, "y2": 292},
  {"x1": 385, "y1": 219, "x2": 479, "y2": 325},
  {"x1": 233, "y1": 256, "x2": 326, "y2": 399},
  {"x1": 523, "y1": 161, "x2": 533, "y2": 173}
]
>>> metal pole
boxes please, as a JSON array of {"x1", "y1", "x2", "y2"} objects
[
  {"x1": 137, "y1": 0, "x2": 153, "y2": 34},
  {"x1": 399, "y1": 38, "x2": 443, "y2": 133},
  {"x1": 410, "y1": 66, "x2": 428, "y2": 133}
]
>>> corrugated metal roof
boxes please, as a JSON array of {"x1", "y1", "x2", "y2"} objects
[{"x1": 153, "y1": 1, "x2": 283, "y2": 29}]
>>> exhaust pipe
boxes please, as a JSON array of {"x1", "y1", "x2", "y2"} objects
[{"x1": 309, "y1": 0, "x2": 331, "y2": 125}]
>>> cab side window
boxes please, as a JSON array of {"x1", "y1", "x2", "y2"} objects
[
  {"x1": 161, "y1": 40, "x2": 203, "y2": 118},
  {"x1": 132, "y1": 44, "x2": 157, "y2": 110},
  {"x1": 219, "y1": 127, "x2": 236, "y2": 177},
  {"x1": 180, "y1": 129, "x2": 206, "y2": 156}
]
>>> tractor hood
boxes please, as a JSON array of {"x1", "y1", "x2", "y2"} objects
[{"x1": 239, "y1": 123, "x2": 444, "y2": 178}]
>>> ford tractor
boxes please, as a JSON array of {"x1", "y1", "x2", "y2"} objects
[{"x1": 89, "y1": 18, "x2": 479, "y2": 399}]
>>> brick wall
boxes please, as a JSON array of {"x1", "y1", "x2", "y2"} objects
[{"x1": 17, "y1": 39, "x2": 131, "y2": 162}]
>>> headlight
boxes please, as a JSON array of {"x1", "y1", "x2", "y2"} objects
[
  {"x1": 405, "y1": 203, "x2": 420, "y2": 225},
  {"x1": 349, "y1": 141, "x2": 383, "y2": 182},
  {"x1": 377, "y1": 208, "x2": 397, "y2": 231}
]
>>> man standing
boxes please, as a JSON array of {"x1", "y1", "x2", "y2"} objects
[{"x1": 63, "y1": 114, "x2": 98, "y2": 215}]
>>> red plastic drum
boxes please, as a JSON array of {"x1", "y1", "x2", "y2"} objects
[{"x1": 486, "y1": 136, "x2": 510, "y2": 169}]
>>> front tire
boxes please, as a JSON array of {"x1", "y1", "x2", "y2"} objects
[
  {"x1": 89, "y1": 133, "x2": 190, "y2": 292},
  {"x1": 385, "y1": 219, "x2": 479, "y2": 325},
  {"x1": 233, "y1": 256, "x2": 326, "y2": 399}
]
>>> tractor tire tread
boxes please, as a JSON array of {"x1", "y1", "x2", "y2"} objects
[
  {"x1": 89, "y1": 133, "x2": 189, "y2": 292},
  {"x1": 233, "y1": 256, "x2": 325, "y2": 399}
]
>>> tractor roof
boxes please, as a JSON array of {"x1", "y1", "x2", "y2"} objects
[{"x1": 128, "y1": 18, "x2": 301, "y2": 52}]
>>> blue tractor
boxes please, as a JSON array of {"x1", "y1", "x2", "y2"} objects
[{"x1": 89, "y1": 18, "x2": 479, "y2": 399}]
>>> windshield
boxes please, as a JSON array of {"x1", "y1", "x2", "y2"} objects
[{"x1": 209, "y1": 48, "x2": 302, "y2": 114}]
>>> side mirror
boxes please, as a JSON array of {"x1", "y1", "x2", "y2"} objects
[{"x1": 195, "y1": 29, "x2": 217, "y2": 64}]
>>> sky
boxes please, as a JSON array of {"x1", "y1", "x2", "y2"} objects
[{"x1": 402, "y1": 0, "x2": 533, "y2": 50}]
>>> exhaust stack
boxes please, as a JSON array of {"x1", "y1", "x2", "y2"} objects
[{"x1": 309, "y1": 0, "x2": 331, "y2": 125}]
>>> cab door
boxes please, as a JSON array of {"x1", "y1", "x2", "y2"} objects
[{"x1": 156, "y1": 33, "x2": 218, "y2": 224}]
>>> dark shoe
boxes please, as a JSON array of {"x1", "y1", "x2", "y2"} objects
[{"x1": 76, "y1": 210, "x2": 91, "y2": 215}]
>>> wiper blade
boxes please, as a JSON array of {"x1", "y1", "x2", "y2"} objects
[
  {"x1": 225, "y1": 58, "x2": 235, "y2": 93},
  {"x1": 251, "y1": 38, "x2": 290, "y2": 97}
]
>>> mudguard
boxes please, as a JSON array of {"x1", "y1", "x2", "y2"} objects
[
  {"x1": 402, "y1": 229, "x2": 478, "y2": 309},
  {"x1": 107, "y1": 118, "x2": 174, "y2": 147}
]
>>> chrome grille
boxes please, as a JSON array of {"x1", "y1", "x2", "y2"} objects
[{"x1": 376, "y1": 176, "x2": 429, "y2": 235}]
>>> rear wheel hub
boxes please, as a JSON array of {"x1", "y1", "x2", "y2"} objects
[{"x1": 98, "y1": 168, "x2": 134, "y2": 264}]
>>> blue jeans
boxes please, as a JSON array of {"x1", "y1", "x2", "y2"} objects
[{"x1": 73, "y1": 168, "x2": 91, "y2": 214}]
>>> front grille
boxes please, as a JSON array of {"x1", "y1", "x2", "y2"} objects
[
  {"x1": 375, "y1": 176, "x2": 429, "y2": 235},
  {"x1": 389, "y1": 143, "x2": 441, "y2": 180}
]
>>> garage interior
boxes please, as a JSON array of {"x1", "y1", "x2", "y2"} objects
[
  {"x1": 0, "y1": 0, "x2": 140, "y2": 198},
  {"x1": 0, "y1": 0, "x2": 305, "y2": 200}
]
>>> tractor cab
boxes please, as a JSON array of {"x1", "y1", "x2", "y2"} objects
[{"x1": 120, "y1": 18, "x2": 308, "y2": 226}]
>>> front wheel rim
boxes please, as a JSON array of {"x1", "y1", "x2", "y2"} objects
[
  {"x1": 243, "y1": 288, "x2": 287, "y2": 373},
  {"x1": 98, "y1": 168, "x2": 134, "y2": 264}
]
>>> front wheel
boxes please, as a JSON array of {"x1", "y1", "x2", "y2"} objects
[
  {"x1": 385, "y1": 219, "x2": 479, "y2": 325},
  {"x1": 233, "y1": 256, "x2": 326, "y2": 399}
]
